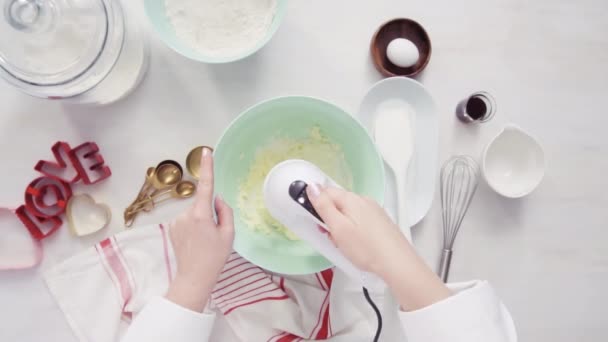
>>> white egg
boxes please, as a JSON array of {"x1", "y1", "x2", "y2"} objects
[{"x1": 386, "y1": 38, "x2": 419, "y2": 68}]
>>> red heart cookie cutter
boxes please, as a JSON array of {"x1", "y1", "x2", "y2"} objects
[{"x1": 0, "y1": 207, "x2": 43, "y2": 270}]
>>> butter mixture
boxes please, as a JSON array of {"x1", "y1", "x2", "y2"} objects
[{"x1": 237, "y1": 127, "x2": 353, "y2": 240}]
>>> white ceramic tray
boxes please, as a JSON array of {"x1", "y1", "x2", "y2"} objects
[{"x1": 357, "y1": 77, "x2": 438, "y2": 235}]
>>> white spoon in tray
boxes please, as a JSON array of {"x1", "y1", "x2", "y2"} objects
[{"x1": 373, "y1": 101, "x2": 415, "y2": 241}]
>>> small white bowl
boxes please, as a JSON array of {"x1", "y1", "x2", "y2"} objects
[{"x1": 482, "y1": 124, "x2": 545, "y2": 198}]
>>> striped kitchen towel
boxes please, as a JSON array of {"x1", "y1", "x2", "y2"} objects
[{"x1": 44, "y1": 223, "x2": 379, "y2": 342}]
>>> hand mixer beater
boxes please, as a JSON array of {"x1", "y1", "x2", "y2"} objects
[{"x1": 438, "y1": 155, "x2": 480, "y2": 282}]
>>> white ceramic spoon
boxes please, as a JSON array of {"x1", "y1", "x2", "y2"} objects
[{"x1": 374, "y1": 101, "x2": 415, "y2": 240}]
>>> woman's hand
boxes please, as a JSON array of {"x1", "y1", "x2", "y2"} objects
[
  {"x1": 306, "y1": 184, "x2": 408, "y2": 276},
  {"x1": 166, "y1": 147, "x2": 235, "y2": 312},
  {"x1": 307, "y1": 184, "x2": 451, "y2": 311}
]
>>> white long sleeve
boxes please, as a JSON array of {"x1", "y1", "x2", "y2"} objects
[
  {"x1": 121, "y1": 297, "x2": 216, "y2": 342},
  {"x1": 121, "y1": 280, "x2": 515, "y2": 341},
  {"x1": 399, "y1": 280, "x2": 517, "y2": 342}
]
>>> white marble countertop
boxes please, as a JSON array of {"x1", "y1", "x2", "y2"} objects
[{"x1": 1, "y1": 0, "x2": 607, "y2": 341}]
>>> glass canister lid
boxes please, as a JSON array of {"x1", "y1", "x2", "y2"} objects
[{"x1": 0, "y1": 0, "x2": 124, "y2": 98}]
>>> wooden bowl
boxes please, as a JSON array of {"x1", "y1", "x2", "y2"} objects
[{"x1": 370, "y1": 18, "x2": 432, "y2": 77}]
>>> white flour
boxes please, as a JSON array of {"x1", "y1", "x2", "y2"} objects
[{"x1": 165, "y1": 0, "x2": 277, "y2": 58}]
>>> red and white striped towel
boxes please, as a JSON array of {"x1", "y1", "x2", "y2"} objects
[{"x1": 45, "y1": 223, "x2": 386, "y2": 341}]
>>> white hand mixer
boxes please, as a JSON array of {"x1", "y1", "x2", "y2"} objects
[
  {"x1": 263, "y1": 159, "x2": 374, "y2": 286},
  {"x1": 263, "y1": 159, "x2": 383, "y2": 341}
]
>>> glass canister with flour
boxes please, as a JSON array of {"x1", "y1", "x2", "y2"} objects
[{"x1": 0, "y1": 0, "x2": 148, "y2": 105}]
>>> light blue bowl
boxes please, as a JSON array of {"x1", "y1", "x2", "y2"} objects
[
  {"x1": 144, "y1": 0, "x2": 288, "y2": 63},
  {"x1": 214, "y1": 96, "x2": 386, "y2": 274}
]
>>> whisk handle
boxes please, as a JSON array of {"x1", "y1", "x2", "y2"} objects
[{"x1": 438, "y1": 249, "x2": 453, "y2": 283}]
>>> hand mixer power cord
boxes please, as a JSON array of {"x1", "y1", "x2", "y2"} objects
[{"x1": 362, "y1": 287, "x2": 382, "y2": 342}]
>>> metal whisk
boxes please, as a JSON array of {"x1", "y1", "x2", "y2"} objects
[{"x1": 438, "y1": 155, "x2": 480, "y2": 282}]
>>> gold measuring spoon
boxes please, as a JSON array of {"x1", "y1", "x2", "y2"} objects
[
  {"x1": 124, "y1": 167, "x2": 155, "y2": 227},
  {"x1": 141, "y1": 160, "x2": 184, "y2": 213},
  {"x1": 152, "y1": 160, "x2": 183, "y2": 190},
  {"x1": 124, "y1": 160, "x2": 184, "y2": 227},
  {"x1": 127, "y1": 181, "x2": 197, "y2": 214},
  {"x1": 186, "y1": 146, "x2": 213, "y2": 180},
  {"x1": 136, "y1": 167, "x2": 156, "y2": 200},
  {"x1": 127, "y1": 160, "x2": 180, "y2": 207},
  {"x1": 124, "y1": 209, "x2": 138, "y2": 228}
]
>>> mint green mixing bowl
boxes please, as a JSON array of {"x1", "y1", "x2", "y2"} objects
[
  {"x1": 144, "y1": 0, "x2": 288, "y2": 63},
  {"x1": 214, "y1": 96, "x2": 385, "y2": 275}
]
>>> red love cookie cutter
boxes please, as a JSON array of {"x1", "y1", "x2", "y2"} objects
[
  {"x1": 3, "y1": 140, "x2": 113, "y2": 262},
  {"x1": 16, "y1": 205, "x2": 63, "y2": 241},
  {"x1": 33, "y1": 183, "x2": 64, "y2": 209},
  {"x1": 69, "y1": 142, "x2": 112, "y2": 185},
  {"x1": 34, "y1": 141, "x2": 81, "y2": 184},
  {"x1": 24, "y1": 177, "x2": 72, "y2": 219}
]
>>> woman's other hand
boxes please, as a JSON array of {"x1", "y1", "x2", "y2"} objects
[{"x1": 166, "y1": 147, "x2": 235, "y2": 312}]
